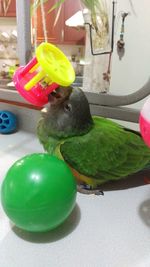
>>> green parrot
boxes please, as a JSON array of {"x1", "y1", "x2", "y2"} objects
[{"x1": 37, "y1": 86, "x2": 150, "y2": 194}]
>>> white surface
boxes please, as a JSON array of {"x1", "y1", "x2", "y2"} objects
[{"x1": 0, "y1": 131, "x2": 150, "y2": 267}]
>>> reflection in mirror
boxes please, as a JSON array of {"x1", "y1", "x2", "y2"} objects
[
  {"x1": 0, "y1": 16, "x2": 18, "y2": 86},
  {"x1": 1, "y1": 0, "x2": 150, "y2": 124},
  {"x1": 83, "y1": 1, "x2": 150, "y2": 97}
]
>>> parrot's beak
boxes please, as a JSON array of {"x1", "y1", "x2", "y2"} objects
[{"x1": 48, "y1": 86, "x2": 72, "y2": 105}]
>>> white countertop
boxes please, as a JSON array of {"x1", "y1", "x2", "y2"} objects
[{"x1": 0, "y1": 131, "x2": 150, "y2": 267}]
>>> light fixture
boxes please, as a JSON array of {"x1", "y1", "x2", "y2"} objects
[{"x1": 65, "y1": 10, "x2": 85, "y2": 28}]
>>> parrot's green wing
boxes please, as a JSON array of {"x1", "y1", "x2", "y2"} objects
[{"x1": 60, "y1": 116, "x2": 150, "y2": 184}]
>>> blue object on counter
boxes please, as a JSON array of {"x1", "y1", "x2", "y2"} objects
[{"x1": 0, "y1": 111, "x2": 17, "y2": 134}]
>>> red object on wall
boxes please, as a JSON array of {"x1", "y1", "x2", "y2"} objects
[{"x1": 0, "y1": 0, "x2": 16, "y2": 17}]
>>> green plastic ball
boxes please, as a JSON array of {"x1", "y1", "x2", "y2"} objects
[{"x1": 1, "y1": 154, "x2": 77, "y2": 232}]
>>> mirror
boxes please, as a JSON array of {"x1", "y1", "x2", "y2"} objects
[{"x1": 1, "y1": 0, "x2": 150, "y2": 118}]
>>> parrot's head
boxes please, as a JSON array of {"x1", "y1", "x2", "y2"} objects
[{"x1": 41, "y1": 86, "x2": 93, "y2": 138}]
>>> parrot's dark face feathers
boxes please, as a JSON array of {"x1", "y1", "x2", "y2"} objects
[{"x1": 43, "y1": 86, "x2": 93, "y2": 138}]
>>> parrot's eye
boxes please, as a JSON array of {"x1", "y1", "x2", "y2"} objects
[{"x1": 64, "y1": 103, "x2": 72, "y2": 113}]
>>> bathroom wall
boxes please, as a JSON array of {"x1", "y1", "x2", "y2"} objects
[
  {"x1": 83, "y1": 0, "x2": 150, "y2": 111},
  {"x1": 110, "y1": 0, "x2": 150, "y2": 110}
]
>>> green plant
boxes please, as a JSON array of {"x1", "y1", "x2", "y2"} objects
[
  {"x1": 82, "y1": 0, "x2": 109, "y2": 35},
  {"x1": 82, "y1": 0, "x2": 109, "y2": 49},
  {"x1": 31, "y1": 0, "x2": 66, "y2": 14},
  {"x1": 31, "y1": 0, "x2": 134, "y2": 50},
  {"x1": 31, "y1": 0, "x2": 67, "y2": 27}
]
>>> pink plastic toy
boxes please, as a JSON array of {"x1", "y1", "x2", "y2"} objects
[
  {"x1": 13, "y1": 43, "x2": 75, "y2": 107},
  {"x1": 139, "y1": 97, "x2": 150, "y2": 147}
]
